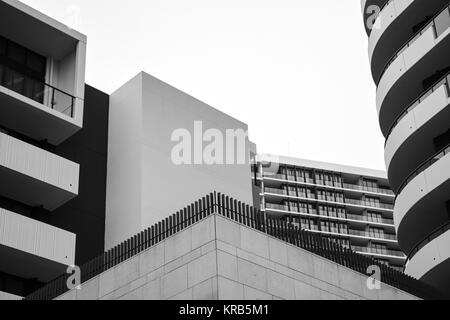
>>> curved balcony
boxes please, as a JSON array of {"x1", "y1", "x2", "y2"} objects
[
  {"x1": 405, "y1": 227, "x2": 450, "y2": 296},
  {"x1": 376, "y1": 4, "x2": 450, "y2": 136},
  {"x1": 394, "y1": 144, "x2": 450, "y2": 254},
  {"x1": 385, "y1": 72, "x2": 450, "y2": 191},
  {"x1": 369, "y1": 0, "x2": 449, "y2": 84}
]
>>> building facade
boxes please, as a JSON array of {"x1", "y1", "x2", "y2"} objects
[
  {"x1": 0, "y1": 0, "x2": 109, "y2": 299},
  {"x1": 253, "y1": 155, "x2": 405, "y2": 271},
  {"x1": 361, "y1": 0, "x2": 450, "y2": 295},
  {"x1": 105, "y1": 72, "x2": 254, "y2": 250}
]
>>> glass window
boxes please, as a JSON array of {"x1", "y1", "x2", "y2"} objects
[
  {"x1": 7, "y1": 42, "x2": 26, "y2": 64},
  {"x1": 0, "y1": 37, "x2": 6, "y2": 56},
  {"x1": 27, "y1": 51, "x2": 46, "y2": 75},
  {"x1": 434, "y1": 8, "x2": 450, "y2": 38}
]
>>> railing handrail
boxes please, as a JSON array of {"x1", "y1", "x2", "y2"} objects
[
  {"x1": 23, "y1": 191, "x2": 445, "y2": 300},
  {"x1": 406, "y1": 221, "x2": 450, "y2": 265},
  {"x1": 376, "y1": 2, "x2": 449, "y2": 85},
  {"x1": 0, "y1": 62, "x2": 76, "y2": 101},
  {"x1": 0, "y1": 62, "x2": 75, "y2": 117},
  {"x1": 262, "y1": 174, "x2": 394, "y2": 196},
  {"x1": 396, "y1": 143, "x2": 450, "y2": 197},
  {"x1": 385, "y1": 70, "x2": 450, "y2": 142}
]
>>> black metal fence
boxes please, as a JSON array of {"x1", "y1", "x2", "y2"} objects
[{"x1": 24, "y1": 192, "x2": 444, "y2": 300}]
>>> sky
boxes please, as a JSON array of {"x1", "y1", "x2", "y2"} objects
[{"x1": 20, "y1": 0, "x2": 384, "y2": 170}]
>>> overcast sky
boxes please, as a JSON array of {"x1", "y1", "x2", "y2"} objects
[{"x1": 20, "y1": 0, "x2": 383, "y2": 170}]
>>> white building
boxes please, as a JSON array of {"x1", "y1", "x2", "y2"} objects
[{"x1": 362, "y1": 0, "x2": 450, "y2": 296}]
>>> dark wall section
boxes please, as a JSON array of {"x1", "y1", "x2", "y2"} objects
[{"x1": 50, "y1": 85, "x2": 109, "y2": 264}]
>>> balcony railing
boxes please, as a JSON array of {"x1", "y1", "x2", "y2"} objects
[
  {"x1": 262, "y1": 174, "x2": 394, "y2": 196},
  {"x1": 263, "y1": 187, "x2": 394, "y2": 210},
  {"x1": 352, "y1": 245, "x2": 405, "y2": 258},
  {"x1": 406, "y1": 221, "x2": 450, "y2": 265},
  {"x1": 346, "y1": 213, "x2": 394, "y2": 226},
  {"x1": 0, "y1": 63, "x2": 75, "y2": 117},
  {"x1": 386, "y1": 71, "x2": 450, "y2": 141},
  {"x1": 377, "y1": 4, "x2": 450, "y2": 84},
  {"x1": 397, "y1": 143, "x2": 450, "y2": 197},
  {"x1": 348, "y1": 229, "x2": 397, "y2": 241}
]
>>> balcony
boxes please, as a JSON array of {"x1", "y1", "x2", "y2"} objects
[
  {"x1": 405, "y1": 227, "x2": 450, "y2": 296},
  {"x1": 348, "y1": 229, "x2": 397, "y2": 241},
  {"x1": 385, "y1": 73, "x2": 450, "y2": 191},
  {"x1": 0, "y1": 207, "x2": 75, "y2": 283},
  {"x1": 377, "y1": 3, "x2": 450, "y2": 136},
  {"x1": 262, "y1": 174, "x2": 394, "y2": 196},
  {"x1": 368, "y1": 0, "x2": 450, "y2": 83},
  {"x1": 0, "y1": 131, "x2": 79, "y2": 211},
  {"x1": 0, "y1": 0, "x2": 86, "y2": 145},
  {"x1": 352, "y1": 245, "x2": 406, "y2": 258},
  {"x1": 263, "y1": 187, "x2": 394, "y2": 212},
  {"x1": 395, "y1": 145, "x2": 450, "y2": 253}
]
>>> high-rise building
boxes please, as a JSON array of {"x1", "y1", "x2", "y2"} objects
[
  {"x1": 253, "y1": 155, "x2": 405, "y2": 271},
  {"x1": 0, "y1": 0, "x2": 109, "y2": 299},
  {"x1": 361, "y1": 0, "x2": 450, "y2": 295}
]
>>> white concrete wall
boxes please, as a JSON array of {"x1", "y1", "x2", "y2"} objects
[
  {"x1": 58, "y1": 214, "x2": 418, "y2": 300},
  {"x1": 105, "y1": 72, "x2": 253, "y2": 250},
  {"x1": 0, "y1": 208, "x2": 76, "y2": 266}
]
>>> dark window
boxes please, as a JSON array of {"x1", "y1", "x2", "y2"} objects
[
  {"x1": 0, "y1": 37, "x2": 6, "y2": 56},
  {"x1": 26, "y1": 51, "x2": 46, "y2": 74},
  {"x1": 7, "y1": 42, "x2": 26, "y2": 65}
]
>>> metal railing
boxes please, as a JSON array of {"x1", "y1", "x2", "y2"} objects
[
  {"x1": 264, "y1": 188, "x2": 394, "y2": 210},
  {"x1": 262, "y1": 173, "x2": 394, "y2": 196},
  {"x1": 23, "y1": 192, "x2": 444, "y2": 300},
  {"x1": 348, "y1": 229, "x2": 397, "y2": 241},
  {"x1": 0, "y1": 63, "x2": 75, "y2": 117},
  {"x1": 386, "y1": 71, "x2": 450, "y2": 141},
  {"x1": 406, "y1": 221, "x2": 450, "y2": 265},
  {"x1": 397, "y1": 143, "x2": 450, "y2": 197},
  {"x1": 265, "y1": 203, "x2": 395, "y2": 226},
  {"x1": 377, "y1": 3, "x2": 450, "y2": 85},
  {"x1": 352, "y1": 245, "x2": 405, "y2": 258}
]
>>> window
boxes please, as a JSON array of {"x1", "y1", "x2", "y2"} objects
[
  {"x1": 27, "y1": 51, "x2": 46, "y2": 74},
  {"x1": 289, "y1": 201, "x2": 298, "y2": 212},
  {"x1": 365, "y1": 196, "x2": 380, "y2": 207},
  {"x1": 7, "y1": 42, "x2": 26, "y2": 64},
  {"x1": 333, "y1": 175, "x2": 343, "y2": 187},
  {"x1": 0, "y1": 37, "x2": 6, "y2": 56},
  {"x1": 320, "y1": 221, "x2": 329, "y2": 232},
  {"x1": 435, "y1": 8, "x2": 450, "y2": 38},
  {"x1": 296, "y1": 169, "x2": 305, "y2": 182},
  {"x1": 361, "y1": 178, "x2": 378, "y2": 191},
  {"x1": 288, "y1": 186, "x2": 297, "y2": 197},
  {"x1": 369, "y1": 227, "x2": 385, "y2": 239},
  {"x1": 315, "y1": 172, "x2": 324, "y2": 184},
  {"x1": 339, "y1": 223, "x2": 349, "y2": 234},
  {"x1": 337, "y1": 207, "x2": 346, "y2": 218}
]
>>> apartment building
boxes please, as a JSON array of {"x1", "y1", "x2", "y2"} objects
[
  {"x1": 0, "y1": 0, "x2": 109, "y2": 299},
  {"x1": 253, "y1": 155, "x2": 405, "y2": 271},
  {"x1": 361, "y1": 0, "x2": 450, "y2": 295}
]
